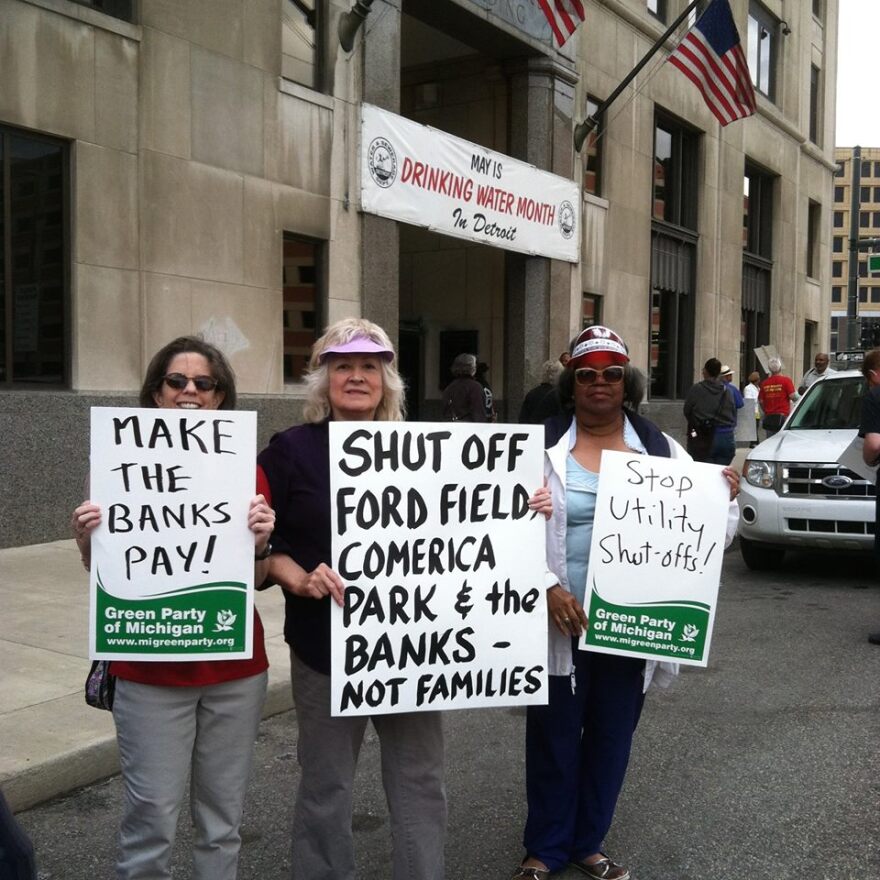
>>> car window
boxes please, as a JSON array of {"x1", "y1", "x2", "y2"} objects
[{"x1": 788, "y1": 376, "x2": 866, "y2": 429}]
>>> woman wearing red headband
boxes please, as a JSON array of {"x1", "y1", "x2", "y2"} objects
[{"x1": 512, "y1": 326, "x2": 739, "y2": 880}]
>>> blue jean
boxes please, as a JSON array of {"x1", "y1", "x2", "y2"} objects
[
  {"x1": 523, "y1": 646, "x2": 645, "y2": 871},
  {"x1": 710, "y1": 430, "x2": 736, "y2": 466}
]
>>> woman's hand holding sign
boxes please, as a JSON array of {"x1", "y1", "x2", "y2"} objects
[
  {"x1": 721, "y1": 466, "x2": 740, "y2": 502},
  {"x1": 547, "y1": 584, "x2": 588, "y2": 637}
]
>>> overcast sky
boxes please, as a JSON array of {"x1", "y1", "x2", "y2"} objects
[{"x1": 835, "y1": 0, "x2": 880, "y2": 147}]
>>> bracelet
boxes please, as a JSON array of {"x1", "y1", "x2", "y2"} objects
[{"x1": 254, "y1": 541, "x2": 272, "y2": 561}]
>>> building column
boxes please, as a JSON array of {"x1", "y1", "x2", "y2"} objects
[
  {"x1": 361, "y1": 0, "x2": 401, "y2": 343},
  {"x1": 504, "y1": 57, "x2": 577, "y2": 411}
]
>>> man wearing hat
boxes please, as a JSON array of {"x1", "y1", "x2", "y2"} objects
[{"x1": 717, "y1": 365, "x2": 744, "y2": 462}]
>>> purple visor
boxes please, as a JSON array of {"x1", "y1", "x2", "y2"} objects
[{"x1": 318, "y1": 336, "x2": 395, "y2": 363}]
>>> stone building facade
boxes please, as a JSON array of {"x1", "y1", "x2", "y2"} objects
[{"x1": 0, "y1": 0, "x2": 838, "y2": 546}]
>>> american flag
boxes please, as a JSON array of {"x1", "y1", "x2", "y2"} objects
[
  {"x1": 537, "y1": 0, "x2": 586, "y2": 47},
  {"x1": 667, "y1": 0, "x2": 757, "y2": 126}
]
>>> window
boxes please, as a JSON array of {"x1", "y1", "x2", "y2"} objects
[
  {"x1": 283, "y1": 0, "x2": 321, "y2": 90},
  {"x1": 860, "y1": 287, "x2": 868, "y2": 303},
  {"x1": 69, "y1": 0, "x2": 133, "y2": 21},
  {"x1": 833, "y1": 262, "x2": 843, "y2": 278},
  {"x1": 834, "y1": 186, "x2": 845, "y2": 203},
  {"x1": 282, "y1": 233, "x2": 323, "y2": 382},
  {"x1": 834, "y1": 211, "x2": 844, "y2": 227},
  {"x1": 862, "y1": 160, "x2": 872, "y2": 178},
  {"x1": 0, "y1": 126, "x2": 69, "y2": 386},
  {"x1": 872, "y1": 289, "x2": 880, "y2": 304},
  {"x1": 812, "y1": 0, "x2": 822, "y2": 17},
  {"x1": 809, "y1": 65, "x2": 821, "y2": 145},
  {"x1": 748, "y1": 2, "x2": 778, "y2": 99},
  {"x1": 874, "y1": 213, "x2": 880, "y2": 228},
  {"x1": 583, "y1": 96, "x2": 603, "y2": 196},
  {"x1": 862, "y1": 186, "x2": 871, "y2": 203},
  {"x1": 860, "y1": 261, "x2": 869, "y2": 278},
  {"x1": 582, "y1": 294, "x2": 602, "y2": 328},
  {"x1": 832, "y1": 286, "x2": 843, "y2": 303},
  {"x1": 647, "y1": 0, "x2": 666, "y2": 22},
  {"x1": 874, "y1": 187, "x2": 880, "y2": 202},
  {"x1": 833, "y1": 236, "x2": 844, "y2": 253},
  {"x1": 834, "y1": 163, "x2": 845, "y2": 178},
  {"x1": 806, "y1": 201, "x2": 821, "y2": 278},
  {"x1": 861, "y1": 212, "x2": 871, "y2": 228},
  {"x1": 653, "y1": 117, "x2": 699, "y2": 229},
  {"x1": 875, "y1": 161, "x2": 880, "y2": 178},
  {"x1": 743, "y1": 164, "x2": 774, "y2": 258}
]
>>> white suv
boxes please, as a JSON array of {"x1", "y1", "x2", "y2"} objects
[{"x1": 737, "y1": 369, "x2": 876, "y2": 569}]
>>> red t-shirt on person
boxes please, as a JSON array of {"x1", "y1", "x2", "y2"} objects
[{"x1": 758, "y1": 374, "x2": 796, "y2": 417}]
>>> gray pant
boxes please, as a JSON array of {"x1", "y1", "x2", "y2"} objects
[
  {"x1": 290, "y1": 651, "x2": 447, "y2": 880},
  {"x1": 113, "y1": 672, "x2": 267, "y2": 880}
]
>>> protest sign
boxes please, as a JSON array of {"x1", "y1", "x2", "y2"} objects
[
  {"x1": 736, "y1": 399, "x2": 758, "y2": 443},
  {"x1": 329, "y1": 423, "x2": 548, "y2": 716},
  {"x1": 581, "y1": 450, "x2": 729, "y2": 667},
  {"x1": 88, "y1": 407, "x2": 257, "y2": 661}
]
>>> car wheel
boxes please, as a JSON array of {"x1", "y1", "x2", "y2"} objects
[{"x1": 739, "y1": 536, "x2": 784, "y2": 571}]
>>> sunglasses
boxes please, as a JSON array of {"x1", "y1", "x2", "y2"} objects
[
  {"x1": 163, "y1": 373, "x2": 219, "y2": 392},
  {"x1": 574, "y1": 366, "x2": 625, "y2": 386}
]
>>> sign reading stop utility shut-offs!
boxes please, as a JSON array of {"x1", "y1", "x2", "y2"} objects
[
  {"x1": 582, "y1": 451, "x2": 731, "y2": 667},
  {"x1": 88, "y1": 408, "x2": 257, "y2": 662}
]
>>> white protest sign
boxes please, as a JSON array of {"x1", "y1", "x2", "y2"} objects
[
  {"x1": 360, "y1": 103, "x2": 580, "y2": 262},
  {"x1": 329, "y1": 423, "x2": 548, "y2": 716},
  {"x1": 736, "y1": 399, "x2": 758, "y2": 443},
  {"x1": 88, "y1": 408, "x2": 256, "y2": 661},
  {"x1": 838, "y1": 435, "x2": 879, "y2": 483},
  {"x1": 581, "y1": 451, "x2": 729, "y2": 667}
]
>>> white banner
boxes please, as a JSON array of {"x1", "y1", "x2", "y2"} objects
[
  {"x1": 329, "y1": 422, "x2": 548, "y2": 716},
  {"x1": 360, "y1": 103, "x2": 580, "y2": 262},
  {"x1": 88, "y1": 408, "x2": 256, "y2": 661}
]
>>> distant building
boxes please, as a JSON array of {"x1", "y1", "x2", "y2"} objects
[{"x1": 831, "y1": 146, "x2": 880, "y2": 351}]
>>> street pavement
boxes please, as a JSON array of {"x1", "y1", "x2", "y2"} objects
[{"x1": 14, "y1": 542, "x2": 880, "y2": 880}]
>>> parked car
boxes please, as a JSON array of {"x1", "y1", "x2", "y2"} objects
[{"x1": 737, "y1": 369, "x2": 876, "y2": 569}]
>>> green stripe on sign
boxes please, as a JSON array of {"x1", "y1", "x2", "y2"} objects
[{"x1": 585, "y1": 584, "x2": 708, "y2": 662}]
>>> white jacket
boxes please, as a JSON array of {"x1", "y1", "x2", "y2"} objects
[{"x1": 542, "y1": 415, "x2": 740, "y2": 692}]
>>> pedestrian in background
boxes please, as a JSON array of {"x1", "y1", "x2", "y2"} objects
[
  {"x1": 475, "y1": 360, "x2": 497, "y2": 421},
  {"x1": 798, "y1": 352, "x2": 835, "y2": 395},
  {"x1": 441, "y1": 353, "x2": 487, "y2": 422},
  {"x1": 519, "y1": 359, "x2": 563, "y2": 424},
  {"x1": 857, "y1": 348, "x2": 880, "y2": 646},
  {"x1": 682, "y1": 358, "x2": 737, "y2": 464},
  {"x1": 743, "y1": 370, "x2": 762, "y2": 447},
  {"x1": 758, "y1": 357, "x2": 797, "y2": 436},
  {"x1": 717, "y1": 365, "x2": 744, "y2": 460},
  {"x1": 71, "y1": 336, "x2": 275, "y2": 880}
]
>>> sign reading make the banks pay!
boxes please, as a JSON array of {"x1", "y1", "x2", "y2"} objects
[
  {"x1": 88, "y1": 407, "x2": 257, "y2": 661},
  {"x1": 360, "y1": 103, "x2": 580, "y2": 263},
  {"x1": 582, "y1": 451, "x2": 730, "y2": 667}
]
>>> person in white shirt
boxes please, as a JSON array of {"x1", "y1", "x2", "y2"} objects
[
  {"x1": 743, "y1": 370, "x2": 761, "y2": 446},
  {"x1": 798, "y1": 352, "x2": 835, "y2": 394}
]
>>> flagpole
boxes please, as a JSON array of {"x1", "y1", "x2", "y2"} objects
[{"x1": 574, "y1": 0, "x2": 702, "y2": 152}]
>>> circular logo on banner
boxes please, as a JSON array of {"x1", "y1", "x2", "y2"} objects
[
  {"x1": 558, "y1": 200, "x2": 576, "y2": 240},
  {"x1": 368, "y1": 137, "x2": 398, "y2": 188}
]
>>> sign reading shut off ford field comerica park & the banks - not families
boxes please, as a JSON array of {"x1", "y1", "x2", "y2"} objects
[
  {"x1": 360, "y1": 103, "x2": 580, "y2": 262},
  {"x1": 581, "y1": 451, "x2": 730, "y2": 667},
  {"x1": 88, "y1": 408, "x2": 257, "y2": 661}
]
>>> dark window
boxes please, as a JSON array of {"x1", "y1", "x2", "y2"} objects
[
  {"x1": 862, "y1": 186, "x2": 871, "y2": 202},
  {"x1": 582, "y1": 293, "x2": 602, "y2": 328},
  {"x1": 834, "y1": 163, "x2": 845, "y2": 178},
  {"x1": 832, "y1": 286, "x2": 843, "y2": 303},
  {"x1": 743, "y1": 164, "x2": 774, "y2": 258},
  {"x1": 833, "y1": 236, "x2": 844, "y2": 253},
  {"x1": 748, "y1": 2, "x2": 778, "y2": 99},
  {"x1": 875, "y1": 161, "x2": 880, "y2": 177},
  {"x1": 861, "y1": 212, "x2": 871, "y2": 228},
  {"x1": 282, "y1": 233, "x2": 323, "y2": 382},
  {"x1": 583, "y1": 96, "x2": 603, "y2": 197},
  {"x1": 812, "y1": 0, "x2": 822, "y2": 17},
  {"x1": 874, "y1": 187, "x2": 880, "y2": 202},
  {"x1": 653, "y1": 116, "x2": 699, "y2": 230},
  {"x1": 0, "y1": 126, "x2": 69, "y2": 386},
  {"x1": 862, "y1": 160, "x2": 872, "y2": 177},
  {"x1": 872, "y1": 289, "x2": 880, "y2": 304},
  {"x1": 647, "y1": 0, "x2": 666, "y2": 22},
  {"x1": 806, "y1": 200, "x2": 821, "y2": 278},
  {"x1": 69, "y1": 0, "x2": 133, "y2": 21},
  {"x1": 283, "y1": 0, "x2": 321, "y2": 90},
  {"x1": 834, "y1": 185, "x2": 845, "y2": 203},
  {"x1": 833, "y1": 211, "x2": 844, "y2": 227},
  {"x1": 860, "y1": 286, "x2": 868, "y2": 303},
  {"x1": 809, "y1": 65, "x2": 821, "y2": 145},
  {"x1": 874, "y1": 213, "x2": 880, "y2": 228},
  {"x1": 859, "y1": 260, "x2": 868, "y2": 278},
  {"x1": 833, "y1": 262, "x2": 843, "y2": 278}
]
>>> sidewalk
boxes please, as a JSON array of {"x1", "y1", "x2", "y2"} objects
[{"x1": 0, "y1": 540, "x2": 293, "y2": 812}]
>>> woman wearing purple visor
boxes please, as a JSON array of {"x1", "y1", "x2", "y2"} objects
[{"x1": 258, "y1": 317, "x2": 552, "y2": 880}]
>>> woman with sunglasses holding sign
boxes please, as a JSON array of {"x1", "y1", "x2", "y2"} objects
[
  {"x1": 512, "y1": 326, "x2": 739, "y2": 880},
  {"x1": 71, "y1": 336, "x2": 275, "y2": 880}
]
